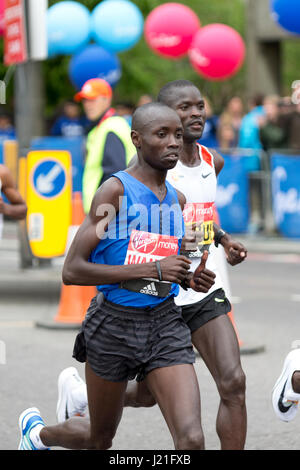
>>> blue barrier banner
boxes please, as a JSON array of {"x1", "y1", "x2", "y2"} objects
[
  {"x1": 0, "y1": 140, "x2": 4, "y2": 165},
  {"x1": 271, "y1": 154, "x2": 300, "y2": 239},
  {"x1": 31, "y1": 136, "x2": 85, "y2": 193},
  {"x1": 0, "y1": 139, "x2": 10, "y2": 204},
  {"x1": 215, "y1": 155, "x2": 249, "y2": 233}
]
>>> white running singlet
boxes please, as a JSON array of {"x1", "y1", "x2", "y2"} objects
[{"x1": 167, "y1": 144, "x2": 223, "y2": 306}]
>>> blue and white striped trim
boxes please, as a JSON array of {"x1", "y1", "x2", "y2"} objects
[{"x1": 18, "y1": 408, "x2": 45, "y2": 450}]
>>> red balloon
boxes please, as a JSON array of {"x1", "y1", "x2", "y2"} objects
[
  {"x1": 188, "y1": 24, "x2": 245, "y2": 80},
  {"x1": 144, "y1": 3, "x2": 200, "y2": 59},
  {"x1": 0, "y1": 0, "x2": 4, "y2": 36}
]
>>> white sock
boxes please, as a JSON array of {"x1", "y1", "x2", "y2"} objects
[{"x1": 29, "y1": 424, "x2": 49, "y2": 450}]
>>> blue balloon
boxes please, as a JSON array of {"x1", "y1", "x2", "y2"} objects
[
  {"x1": 69, "y1": 44, "x2": 122, "y2": 90},
  {"x1": 91, "y1": 0, "x2": 144, "y2": 53},
  {"x1": 47, "y1": 1, "x2": 91, "y2": 56},
  {"x1": 271, "y1": 0, "x2": 300, "y2": 35}
]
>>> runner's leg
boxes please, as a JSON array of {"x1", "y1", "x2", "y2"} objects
[
  {"x1": 145, "y1": 364, "x2": 204, "y2": 450},
  {"x1": 192, "y1": 314, "x2": 246, "y2": 449},
  {"x1": 41, "y1": 361, "x2": 127, "y2": 449}
]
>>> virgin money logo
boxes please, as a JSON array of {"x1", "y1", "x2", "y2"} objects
[
  {"x1": 149, "y1": 33, "x2": 181, "y2": 48},
  {"x1": 183, "y1": 204, "x2": 195, "y2": 223},
  {"x1": 131, "y1": 231, "x2": 158, "y2": 254}
]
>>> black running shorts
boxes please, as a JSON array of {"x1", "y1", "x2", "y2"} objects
[
  {"x1": 73, "y1": 293, "x2": 195, "y2": 382},
  {"x1": 181, "y1": 288, "x2": 231, "y2": 333}
]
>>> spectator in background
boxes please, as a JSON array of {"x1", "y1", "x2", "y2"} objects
[
  {"x1": 50, "y1": 100, "x2": 90, "y2": 138},
  {"x1": 258, "y1": 95, "x2": 288, "y2": 152},
  {"x1": 74, "y1": 78, "x2": 136, "y2": 214},
  {"x1": 136, "y1": 94, "x2": 153, "y2": 107},
  {"x1": 280, "y1": 101, "x2": 300, "y2": 151},
  {"x1": 218, "y1": 96, "x2": 244, "y2": 148},
  {"x1": 216, "y1": 121, "x2": 236, "y2": 150},
  {"x1": 239, "y1": 94, "x2": 265, "y2": 152},
  {"x1": 198, "y1": 96, "x2": 219, "y2": 148},
  {"x1": 114, "y1": 101, "x2": 135, "y2": 126},
  {"x1": 0, "y1": 110, "x2": 15, "y2": 139},
  {"x1": 278, "y1": 96, "x2": 294, "y2": 116}
]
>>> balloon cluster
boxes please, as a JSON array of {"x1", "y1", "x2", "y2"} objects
[
  {"x1": 0, "y1": 0, "x2": 4, "y2": 36},
  {"x1": 270, "y1": 0, "x2": 300, "y2": 36},
  {"x1": 0, "y1": 1, "x2": 248, "y2": 84},
  {"x1": 144, "y1": 3, "x2": 245, "y2": 81},
  {"x1": 47, "y1": 0, "x2": 144, "y2": 90}
]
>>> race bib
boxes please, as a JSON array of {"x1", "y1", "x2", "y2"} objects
[
  {"x1": 182, "y1": 202, "x2": 214, "y2": 257},
  {"x1": 121, "y1": 230, "x2": 179, "y2": 297}
]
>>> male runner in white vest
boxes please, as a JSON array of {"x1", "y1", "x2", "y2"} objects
[{"x1": 158, "y1": 80, "x2": 247, "y2": 449}]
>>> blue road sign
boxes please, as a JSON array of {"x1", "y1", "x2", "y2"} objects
[{"x1": 32, "y1": 159, "x2": 66, "y2": 199}]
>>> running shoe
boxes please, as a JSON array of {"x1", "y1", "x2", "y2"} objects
[
  {"x1": 56, "y1": 367, "x2": 87, "y2": 423},
  {"x1": 18, "y1": 407, "x2": 48, "y2": 450},
  {"x1": 272, "y1": 349, "x2": 300, "y2": 422}
]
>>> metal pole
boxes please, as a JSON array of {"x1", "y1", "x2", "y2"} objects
[{"x1": 15, "y1": 60, "x2": 46, "y2": 268}]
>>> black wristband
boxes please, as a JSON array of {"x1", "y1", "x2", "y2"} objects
[
  {"x1": 155, "y1": 260, "x2": 163, "y2": 281},
  {"x1": 214, "y1": 228, "x2": 226, "y2": 248}
]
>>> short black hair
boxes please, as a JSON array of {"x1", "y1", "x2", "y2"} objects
[
  {"x1": 157, "y1": 80, "x2": 198, "y2": 106},
  {"x1": 131, "y1": 101, "x2": 178, "y2": 132}
]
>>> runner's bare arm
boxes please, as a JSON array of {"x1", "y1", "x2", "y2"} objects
[
  {"x1": 210, "y1": 149, "x2": 224, "y2": 177},
  {"x1": 63, "y1": 178, "x2": 191, "y2": 286},
  {"x1": 175, "y1": 188, "x2": 186, "y2": 211},
  {"x1": 213, "y1": 222, "x2": 247, "y2": 265},
  {"x1": 0, "y1": 165, "x2": 27, "y2": 220}
]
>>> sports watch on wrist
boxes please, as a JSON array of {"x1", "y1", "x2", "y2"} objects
[{"x1": 214, "y1": 228, "x2": 226, "y2": 248}]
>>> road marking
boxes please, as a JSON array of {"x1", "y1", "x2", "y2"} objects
[
  {"x1": 231, "y1": 296, "x2": 242, "y2": 304},
  {"x1": 0, "y1": 321, "x2": 34, "y2": 328},
  {"x1": 248, "y1": 253, "x2": 300, "y2": 264}
]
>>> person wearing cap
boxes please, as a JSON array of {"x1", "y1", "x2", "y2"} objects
[{"x1": 75, "y1": 78, "x2": 136, "y2": 214}]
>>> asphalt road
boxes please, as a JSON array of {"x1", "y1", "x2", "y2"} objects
[{"x1": 1, "y1": 225, "x2": 300, "y2": 451}]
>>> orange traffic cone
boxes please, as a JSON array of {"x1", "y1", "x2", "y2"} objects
[
  {"x1": 36, "y1": 192, "x2": 96, "y2": 330},
  {"x1": 54, "y1": 192, "x2": 96, "y2": 326},
  {"x1": 213, "y1": 205, "x2": 243, "y2": 347}
]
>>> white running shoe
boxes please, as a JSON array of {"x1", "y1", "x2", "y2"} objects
[
  {"x1": 56, "y1": 367, "x2": 87, "y2": 423},
  {"x1": 272, "y1": 349, "x2": 300, "y2": 422}
]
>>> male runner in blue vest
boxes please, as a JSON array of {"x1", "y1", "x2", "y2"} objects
[
  {"x1": 52, "y1": 82, "x2": 248, "y2": 451},
  {"x1": 18, "y1": 102, "x2": 216, "y2": 450}
]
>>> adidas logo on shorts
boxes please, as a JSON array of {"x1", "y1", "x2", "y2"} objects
[{"x1": 140, "y1": 282, "x2": 158, "y2": 296}]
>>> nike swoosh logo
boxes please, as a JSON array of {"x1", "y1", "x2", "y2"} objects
[
  {"x1": 278, "y1": 380, "x2": 293, "y2": 413},
  {"x1": 202, "y1": 173, "x2": 211, "y2": 178}
]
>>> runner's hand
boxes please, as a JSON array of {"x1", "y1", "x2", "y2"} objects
[
  {"x1": 0, "y1": 197, "x2": 5, "y2": 214},
  {"x1": 221, "y1": 237, "x2": 247, "y2": 266},
  {"x1": 159, "y1": 255, "x2": 191, "y2": 284},
  {"x1": 189, "y1": 250, "x2": 216, "y2": 293},
  {"x1": 180, "y1": 223, "x2": 203, "y2": 253}
]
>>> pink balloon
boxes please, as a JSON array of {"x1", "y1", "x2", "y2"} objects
[
  {"x1": 188, "y1": 24, "x2": 245, "y2": 80},
  {"x1": 144, "y1": 3, "x2": 200, "y2": 59},
  {"x1": 0, "y1": 0, "x2": 4, "y2": 36}
]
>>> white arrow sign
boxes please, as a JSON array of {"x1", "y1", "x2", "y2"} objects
[{"x1": 36, "y1": 163, "x2": 62, "y2": 194}]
